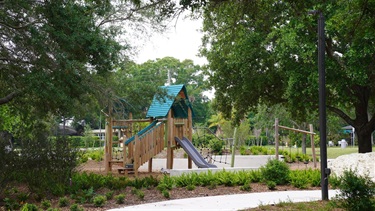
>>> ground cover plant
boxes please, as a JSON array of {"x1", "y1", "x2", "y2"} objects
[{"x1": 2, "y1": 157, "x2": 373, "y2": 210}]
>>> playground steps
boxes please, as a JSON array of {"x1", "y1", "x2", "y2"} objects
[{"x1": 118, "y1": 167, "x2": 134, "y2": 175}]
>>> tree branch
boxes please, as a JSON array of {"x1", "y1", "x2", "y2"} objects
[
  {"x1": 327, "y1": 105, "x2": 355, "y2": 126},
  {"x1": 0, "y1": 91, "x2": 18, "y2": 105}
]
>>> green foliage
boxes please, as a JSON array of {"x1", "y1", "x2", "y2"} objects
[
  {"x1": 41, "y1": 199, "x2": 52, "y2": 210},
  {"x1": 186, "y1": 184, "x2": 196, "y2": 191},
  {"x1": 260, "y1": 159, "x2": 290, "y2": 185},
  {"x1": 216, "y1": 170, "x2": 238, "y2": 187},
  {"x1": 3, "y1": 197, "x2": 20, "y2": 211},
  {"x1": 105, "y1": 190, "x2": 114, "y2": 200},
  {"x1": 240, "y1": 181, "x2": 252, "y2": 192},
  {"x1": 114, "y1": 194, "x2": 126, "y2": 204},
  {"x1": 58, "y1": 196, "x2": 69, "y2": 207},
  {"x1": 329, "y1": 175, "x2": 341, "y2": 189},
  {"x1": 266, "y1": 181, "x2": 277, "y2": 190},
  {"x1": 21, "y1": 203, "x2": 38, "y2": 211},
  {"x1": 201, "y1": 0, "x2": 375, "y2": 152},
  {"x1": 162, "y1": 189, "x2": 170, "y2": 198},
  {"x1": 289, "y1": 171, "x2": 309, "y2": 189},
  {"x1": 70, "y1": 203, "x2": 84, "y2": 211},
  {"x1": 209, "y1": 138, "x2": 224, "y2": 154},
  {"x1": 157, "y1": 175, "x2": 174, "y2": 191},
  {"x1": 92, "y1": 195, "x2": 106, "y2": 207},
  {"x1": 133, "y1": 189, "x2": 145, "y2": 200},
  {"x1": 335, "y1": 170, "x2": 375, "y2": 211}
]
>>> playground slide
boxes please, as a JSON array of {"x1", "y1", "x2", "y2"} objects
[{"x1": 174, "y1": 137, "x2": 217, "y2": 168}]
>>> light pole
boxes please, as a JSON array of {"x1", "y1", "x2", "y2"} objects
[{"x1": 310, "y1": 10, "x2": 330, "y2": 201}]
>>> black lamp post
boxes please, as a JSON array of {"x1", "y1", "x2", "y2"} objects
[{"x1": 310, "y1": 10, "x2": 330, "y2": 201}]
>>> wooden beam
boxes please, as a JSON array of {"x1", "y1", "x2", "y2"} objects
[{"x1": 278, "y1": 125, "x2": 316, "y2": 135}]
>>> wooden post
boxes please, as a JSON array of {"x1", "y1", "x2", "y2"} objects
[
  {"x1": 105, "y1": 116, "x2": 113, "y2": 173},
  {"x1": 309, "y1": 124, "x2": 317, "y2": 168},
  {"x1": 187, "y1": 107, "x2": 193, "y2": 169},
  {"x1": 134, "y1": 134, "x2": 139, "y2": 177},
  {"x1": 275, "y1": 118, "x2": 279, "y2": 160},
  {"x1": 167, "y1": 110, "x2": 174, "y2": 169}
]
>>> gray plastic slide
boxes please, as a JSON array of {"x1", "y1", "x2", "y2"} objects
[{"x1": 174, "y1": 137, "x2": 217, "y2": 168}]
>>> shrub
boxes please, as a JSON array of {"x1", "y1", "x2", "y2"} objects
[
  {"x1": 209, "y1": 139, "x2": 224, "y2": 155},
  {"x1": 266, "y1": 181, "x2": 277, "y2": 190},
  {"x1": 289, "y1": 170, "x2": 309, "y2": 189},
  {"x1": 93, "y1": 195, "x2": 107, "y2": 207},
  {"x1": 240, "y1": 182, "x2": 252, "y2": 192},
  {"x1": 114, "y1": 194, "x2": 125, "y2": 204},
  {"x1": 58, "y1": 196, "x2": 69, "y2": 207},
  {"x1": 21, "y1": 203, "x2": 38, "y2": 211},
  {"x1": 260, "y1": 159, "x2": 290, "y2": 185},
  {"x1": 105, "y1": 190, "x2": 114, "y2": 200},
  {"x1": 162, "y1": 189, "x2": 170, "y2": 198},
  {"x1": 336, "y1": 169, "x2": 375, "y2": 211},
  {"x1": 70, "y1": 203, "x2": 84, "y2": 211},
  {"x1": 186, "y1": 184, "x2": 196, "y2": 191},
  {"x1": 135, "y1": 190, "x2": 145, "y2": 200},
  {"x1": 41, "y1": 199, "x2": 52, "y2": 210}
]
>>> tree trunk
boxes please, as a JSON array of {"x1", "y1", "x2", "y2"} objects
[{"x1": 356, "y1": 127, "x2": 373, "y2": 153}]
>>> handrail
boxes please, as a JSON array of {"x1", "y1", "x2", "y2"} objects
[{"x1": 125, "y1": 120, "x2": 158, "y2": 145}]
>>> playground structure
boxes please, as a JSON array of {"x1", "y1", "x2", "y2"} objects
[
  {"x1": 274, "y1": 118, "x2": 317, "y2": 167},
  {"x1": 104, "y1": 84, "x2": 211, "y2": 176}
]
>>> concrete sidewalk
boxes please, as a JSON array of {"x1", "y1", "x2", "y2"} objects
[{"x1": 108, "y1": 190, "x2": 339, "y2": 211}]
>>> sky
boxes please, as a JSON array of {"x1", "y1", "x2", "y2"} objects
[{"x1": 133, "y1": 17, "x2": 207, "y2": 66}]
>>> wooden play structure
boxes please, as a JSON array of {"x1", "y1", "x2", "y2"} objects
[
  {"x1": 274, "y1": 118, "x2": 317, "y2": 167},
  {"x1": 104, "y1": 84, "x2": 193, "y2": 176}
]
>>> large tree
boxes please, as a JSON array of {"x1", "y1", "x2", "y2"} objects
[
  {"x1": 111, "y1": 57, "x2": 212, "y2": 123},
  {"x1": 0, "y1": 0, "x2": 180, "y2": 134},
  {"x1": 200, "y1": 0, "x2": 375, "y2": 153}
]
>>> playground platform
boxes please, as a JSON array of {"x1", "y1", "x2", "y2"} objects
[{"x1": 109, "y1": 189, "x2": 340, "y2": 211}]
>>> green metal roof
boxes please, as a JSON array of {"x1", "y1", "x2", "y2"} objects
[{"x1": 146, "y1": 84, "x2": 194, "y2": 119}]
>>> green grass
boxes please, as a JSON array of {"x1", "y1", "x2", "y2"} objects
[
  {"x1": 243, "y1": 200, "x2": 344, "y2": 210},
  {"x1": 278, "y1": 146, "x2": 375, "y2": 159}
]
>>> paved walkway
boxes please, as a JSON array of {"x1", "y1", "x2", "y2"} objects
[{"x1": 108, "y1": 190, "x2": 339, "y2": 211}]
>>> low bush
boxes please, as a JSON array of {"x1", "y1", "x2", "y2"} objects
[
  {"x1": 260, "y1": 159, "x2": 290, "y2": 185},
  {"x1": 58, "y1": 196, "x2": 69, "y2": 207},
  {"x1": 335, "y1": 169, "x2": 375, "y2": 211},
  {"x1": 21, "y1": 203, "x2": 38, "y2": 211},
  {"x1": 114, "y1": 194, "x2": 125, "y2": 204},
  {"x1": 93, "y1": 195, "x2": 106, "y2": 207}
]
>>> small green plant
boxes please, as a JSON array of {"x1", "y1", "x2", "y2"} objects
[
  {"x1": 329, "y1": 174, "x2": 341, "y2": 189},
  {"x1": 17, "y1": 192, "x2": 30, "y2": 204},
  {"x1": 58, "y1": 196, "x2": 69, "y2": 207},
  {"x1": 260, "y1": 159, "x2": 290, "y2": 185},
  {"x1": 336, "y1": 169, "x2": 375, "y2": 211},
  {"x1": 135, "y1": 190, "x2": 145, "y2": 200},
  {"x1": 208, "y1": 181, "x2": 217, "y2": 190},
  {"x1": 114, "y1": 194, "x2": 125, "y2": 204},
  {"x1": 105, "y1": 190, "x2": 114, "y2": 200},
  {"x1": 70, "y1": 203, "x2": 84, "y2": 211},
  {"x1": 186, "y1": 184, "x2": 196, "y2": 191},
  {"x1": 267, "y1": 181, "x2": 277, "y2": 190},
  {"x1": 93, "y1": 195, "x2": 107, "y2": 207},
  {"x1": 21, "y1": 203, "x2": 38, "y2": 211},
  {"x1": 41, "y1": 199, "x2": 52, "y2": 210},
  {"x1": 4, "y1": 197, "x2": 20, "y2": 210},
  {"x1": 289, "y1": 170, "x2": 309, "y2": 189},
  {"x1": 240, "y1": 181, "x2": 252, "y2": 192},
  {"x1": 162, "y1": 189, "x2": 170, "y2": 198}
]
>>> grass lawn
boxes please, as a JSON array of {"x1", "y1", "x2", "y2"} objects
[{"x1": 277, "y1": 146, "x2": 375, "y2": 159}]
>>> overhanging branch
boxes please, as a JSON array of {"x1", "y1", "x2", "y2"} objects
[
  {"x1": 0, "y1": 91, "x2": 18, "y2": 105},
  {"x1": 327, "y1": 105, "x2": 355, "y2": 126}
]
